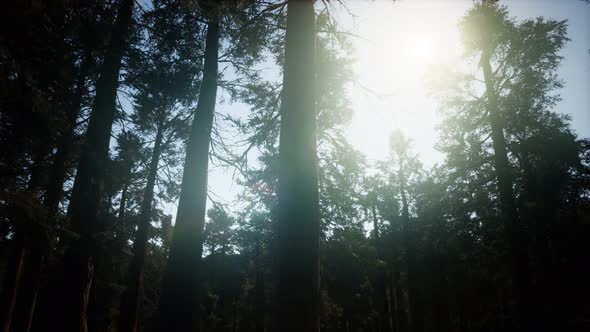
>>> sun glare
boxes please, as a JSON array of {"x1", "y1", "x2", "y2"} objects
[
  {"x1": 410, "y1": 36, "x2": 435, "y2": 63},
  {"x1": 345, "y1": 2, "x2": 464, "y2": 166}
]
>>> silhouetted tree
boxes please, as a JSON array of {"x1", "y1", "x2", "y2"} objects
[
  {"x1": 56, "y1": 0, "x2": 135, "y2": 330},
  {"x1": 276, "y1": 1, "x2": 320, "y2": 331}
]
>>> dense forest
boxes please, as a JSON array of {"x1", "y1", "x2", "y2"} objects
[{"x1": 0, "y1": 0, "x2": 589, "y2": 331}]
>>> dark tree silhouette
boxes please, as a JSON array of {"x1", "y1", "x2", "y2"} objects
[
  {"x1": 155, "y1": 15, "x2": 220, "y2": 332},
  {"x1": 276, "y1": 1, "x2": 321, "y2": 331},
  {"x1": 56, "y1": 0, "x2": 135, "y2": 330}
]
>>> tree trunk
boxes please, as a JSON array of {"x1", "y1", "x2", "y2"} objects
[
  {"x1": 118, "y1": 176, "x2": 130, "y2": 220},
  {"x1": 1, "y1": 145, "x2": 49, "y2": 332},
  {"x1": 254, "y1": 235, "x2": 265, "y2": 332},
  {"x1": 431, "y1": 228, "x2": 451, "y2": 332},
  {"x1": 118, "y1": 126, "x2": 163, "y2": 332},
  {"x1": 11, "y1": 240, "x2": 42, "y2": 332},
  {"x1": 373, "y1": 205, "x2": 392, "y2": 332},
  {"x1": 0, "y1": 234, "x2": 26, "y2": 332},
  {"x1": 276, "y1": 1, "x2": 320, "y2": 331},
  {"x1": 399, "y1": 160, "x2": 420, "y2": 332},
  {"x1": 56, "y1": 0, "x2": 135, "y2": 330},
  {"x1": 480, "y1": 50, "x2": 533, "y2": 331},
  {"x1": 389, "y1": 268, "x2": 401, "y2": 332},
  {"x1": 44, "y1": 52, "x2": 92, "y2": 217},
  {"x1": 155, "y1": 18, "x2": 219, "y2": 332}
]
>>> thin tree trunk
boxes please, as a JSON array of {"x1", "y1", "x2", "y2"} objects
[
  {"x1": 480, "y1": 50, "x2": 533, "y2": 331},
  {"x1": 276, "y1": 1, "x2": 320, "y2": 331},
  {"x1": 373, "y1": 205, "x2": 392, "y2": 332},
  {"x1": 0, "y1": 142, "x2": 49, "y2": 332},
  {"x1": 399, "y1": 160, "x2": 420, "y2": 332},
  {"x1": 0, "y1": 234, "x2": 26, "y2": 332},
  {"x1": 254, "y1": 235, "x2": 265, "y2": 332},
  {"x1": 372, "y1": 205, "x2": 380, "y2": 244},
  {"x1": 232, "y1": 299, "x2": 238, "y2": 332},
  {"x1": 56, "y1": 0, "x2": 135, "y2": 330},
  {"x1": 118, "y1": 126, "x2": 163, "y2": 332},
  {"x1": 11, "y1": 241, "x2": 42, "y2": 332},
  {"x1": 389, "y1": 268, "x2": 401, "y2": 332},
  {"x1": 155, "y1": 17, "x2": 219, "y2": 332},
  {"x1": 118, "y1": 177, "x2": 130, "y2": 220}
]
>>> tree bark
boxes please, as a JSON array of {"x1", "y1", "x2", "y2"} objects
[
  {"x1": 480, "y1": 50, "x2": 533, "y2": 331},
  {"x1": 155, "y1": 18, "x2": 219, "y2": 332},
  {"x1": 56, "y1": 0, "x2": 135, "y2": 330},
  {"x1": 118, "y1": 126, "x2": 163, "y2": 332},
  {"x1": 276, "y1": 1, "x2": 320, "y2": 331}
]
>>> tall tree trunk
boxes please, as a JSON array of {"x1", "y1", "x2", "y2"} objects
[
  {"x1": 276, "y1": 1, "x2": 320, "y2": 331},
  {"x1": 480, "y1": 50, "x2": 533, "y2": 331},
  {"x1": 118, "y1": 126, "x2": 163, "y2": 332},
  {"x1": 56, "y1": 0, "x2": 135, "y2": 330},
  {"x1": 155, "y1": 18, "x2": 219, "y2": 332}
]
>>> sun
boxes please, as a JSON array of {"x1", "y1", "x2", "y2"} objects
[
  {"x1": 345, "y1": 2, "x2": 464, "y2": 166},
  {"x1": 410, "y1": 36, "x2": 435, "y2": 63}
]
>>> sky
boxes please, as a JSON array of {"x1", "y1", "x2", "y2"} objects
[
  {"x1": 206, "y1": 0, "x2": 590, "y2": 207},
  {"x1": 343, "y1": 0, "x2": 590, "y2": 167}
]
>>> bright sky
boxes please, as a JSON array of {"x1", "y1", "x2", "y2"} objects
[
  {"x1": 343, "y1": 0, "x2": 465, "y2": 167},
  {"x1": 342, "y1": 0, "x2": 590, "y2": 168},
  {"x1": 206, "y1": 0, "x2": 590, "y2": 207}
]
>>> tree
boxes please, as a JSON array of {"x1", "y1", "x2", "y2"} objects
[
  {"x1": 430, "y1": 3, "x2": 572, "y2": 329},
  {"x1": 378, "y1": 130, "x2": 424, "y2": 332},
  {"x1": 203, "y1": 205, "x2": 236, "y2": 256},
  {"x1": 154, "y1": 9, "x2": 220, "y2": 331},
  {"x1": 276, "y1": 1, "x2": 320, "y2": 331},
  {"x1": 116, "y1": 1, "x2": 202, "y2": 329},
  {"x1": 0, "y1": 1, "x2": 116, "y2": 330},
  {"x1": 55, "y1": 0, "x2": 135, "y2": 330},
  {"x1": 155, "y1": 0, "x2": 280, "y2": 328}
]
